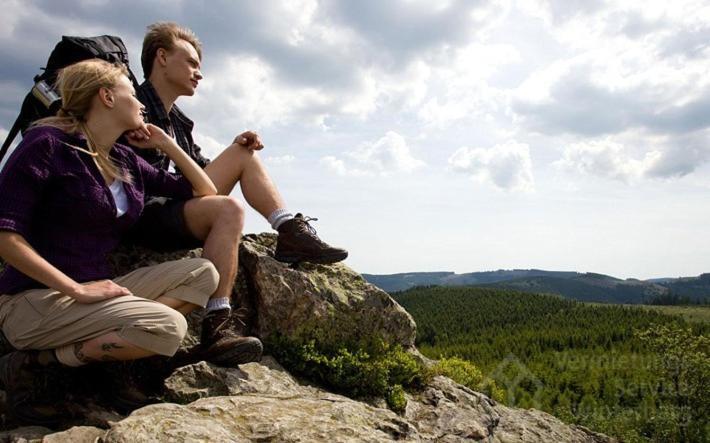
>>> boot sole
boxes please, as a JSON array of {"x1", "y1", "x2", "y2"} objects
[
  {"x1": 274, "y1": 251, "x2": 348, "y2": 265},
  {"x1": 12, "y1": 404, "x2": 64, "y2": 428},
  {"x1": 209, "y1": 340, "x2": 263, "y2": 366}
]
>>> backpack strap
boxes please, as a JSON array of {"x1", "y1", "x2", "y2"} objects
[
  {"x1": 0, "y1": 90, "x2": 39, "y2": 164},
  {"x1": 0, "y1": 113, "x2": 22, "y2": 164}
]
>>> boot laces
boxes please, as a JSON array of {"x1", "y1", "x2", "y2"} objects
[
  {"x1": 233, "y1": 307, "x2": 249, "y2": 328},
  {"x1": 295, "y1": 215, "x2": 326, "y2": 243},
  {"x1": 205, "y1": 306, "x2": 249, "y2": 329}
]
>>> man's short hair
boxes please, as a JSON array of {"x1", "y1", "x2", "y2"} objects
[{"x1": 141, "y1": 22, "x2": 202, "y2": 79}]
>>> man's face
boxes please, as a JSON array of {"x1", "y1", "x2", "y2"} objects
[{"x1": 163, "y1": 39, "x2": 202, "y2": 96}]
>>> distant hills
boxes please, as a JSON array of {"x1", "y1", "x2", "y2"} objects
[{"x1": 362, "y1": 270, "x2": 710, "y2": 304}]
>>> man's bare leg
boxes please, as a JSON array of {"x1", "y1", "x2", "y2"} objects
[
  {"x1": 178, "y1": 194, "x2": 262, "y2": 366},
  {"x1": 203, "y1": 143, "x2": 284, "y2": 217},
  {"x1": 203, "y1": 142, "x2": 348, "y2": 265},
  {"x1": 182, "y1": 195, "x2": 244, "y2": 299}
]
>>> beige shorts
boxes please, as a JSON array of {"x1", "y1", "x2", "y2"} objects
[{"x1": 0, "y1": 258, "x2": 218, "y2": 356}]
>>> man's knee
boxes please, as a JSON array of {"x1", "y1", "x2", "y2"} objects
[
  {"x1": 218, "y1": 196, "x2": 244, "y2": 222},
  {"x1": 211, "y1": 196, "x2": 245, "y2": 234},
  {"x1": 184, "y1": 196, "x2": 244, "y2": 239}
]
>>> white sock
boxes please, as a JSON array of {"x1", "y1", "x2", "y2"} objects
[
  {"x1": 206, "y1": 297, "x2": 231, "y2": 312},
  {"x1": 268, "y1": 208, "x2": 294, "y2": 230}
]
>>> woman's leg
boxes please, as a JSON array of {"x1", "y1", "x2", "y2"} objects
[
  {"x1": 114, "y1": 257, "x2": 219, "y2": 311},
  {"x1": 154, "y1": 295, "x2": 199, "y2": 315},
  {"x1": 63, "y1": 331, "x2": 154, "y2": 363}
]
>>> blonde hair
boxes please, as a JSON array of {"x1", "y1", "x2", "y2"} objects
[
  {"x1": 142, "y1": 22, "x2": 202, "y2": 78},
  {"x1": 35, "y1": 59, "x2": 131, "y2": 183}
]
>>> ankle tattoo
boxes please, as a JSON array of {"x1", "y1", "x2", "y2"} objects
[{"x1": 73, "y1": 342, "x2": 95, "y2": 364}]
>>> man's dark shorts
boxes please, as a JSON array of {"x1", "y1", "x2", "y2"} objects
[{"x1": 125, "y1": 198, "x2": 202, "y2": 251}]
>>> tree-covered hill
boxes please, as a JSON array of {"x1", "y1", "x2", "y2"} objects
[
  {"x1": 394, "y1": 286, "x2": 709, "y2": 442},
  {"x1": 365, "y1": 270, "x2": 710, "y2": 304}
]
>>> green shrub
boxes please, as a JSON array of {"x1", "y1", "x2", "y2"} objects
[
  {"x1": 386, "y1": 384, "x2": 407, "y2": 412},
  {"x1": 432, "y1": 357, "x2": 503, "y2": 401},
  {"x1": 267, "y1": 326, "x2": 429, "y2": 412}
]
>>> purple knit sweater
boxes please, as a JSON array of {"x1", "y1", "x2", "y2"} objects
[{"x1": 0, "y1": 126, "x2": 193, "y2": 294}]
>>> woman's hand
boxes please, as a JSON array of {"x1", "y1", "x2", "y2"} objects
[
  {"x1": 68, "y1": 280, "x2": 133, "y2": 304},
  {"x1": 125, "y1": 123, "x2": 173, "y2": 151}
]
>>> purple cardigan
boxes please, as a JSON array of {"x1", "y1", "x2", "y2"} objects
[{"x1": 0, "y1": 126, "x2": 193, "y2": 294}]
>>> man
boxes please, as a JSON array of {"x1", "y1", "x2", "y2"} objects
[{"x1": 126, "y1": 22, "x2": 348, "y2": 366}]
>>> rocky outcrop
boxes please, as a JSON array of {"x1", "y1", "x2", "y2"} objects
[
  {"x1": 20, "y1": 357, "x2": 610, "y2": 442},
  {"x1": 238, "y1": 234, "x2": 417, "y2": 348},
  {"x1": 107, "y1": 233, "x2": 417, "y2": 351},
  {"x1": 0, "y1": 234, "x2": 615, "y2": 442}
]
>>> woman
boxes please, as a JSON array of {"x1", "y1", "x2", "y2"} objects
[{"x1": 0, "y1": 59, "x2": 227, "y2": 424}]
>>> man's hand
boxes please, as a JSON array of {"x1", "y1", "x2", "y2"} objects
[
  {"x1": 233, "y1": 131, "x2": 264, "y2": 150},
  {"x1": 68, "y1": 280, "x2": 133, "y2": 304},
  {"x1": 125, "y1": 123, "x2": 173, "y2": 151}
]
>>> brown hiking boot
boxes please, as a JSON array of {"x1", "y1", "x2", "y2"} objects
[
  {"x1": 97, "y1": 360, "x2": 163, "y2": 414},
  {"x1": 274, "y1": 213, "x2": 348, "y2": 264},
  {"x1": 0, "y1": 351, "x2": 70, "y2": 426},
  {"x1": 195, "y1": 308, "x2": 263, "y2": 367}
]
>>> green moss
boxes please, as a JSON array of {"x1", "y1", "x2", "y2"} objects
[{"x1": 266, "y1": 313, "x2": 428, "y2": 412}]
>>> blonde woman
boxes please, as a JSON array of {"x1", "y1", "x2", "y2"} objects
[{"x1": 0, "y1": 59, "x2": 261, "y2": 425}]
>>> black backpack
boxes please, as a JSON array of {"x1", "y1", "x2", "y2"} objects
[{"x1": 0, "y1": 35, "x2": 140, "y2": 163}]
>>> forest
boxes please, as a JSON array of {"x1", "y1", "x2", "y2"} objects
[{"x1": 393, "y1": 286, "x2": 709, "y2": 442}]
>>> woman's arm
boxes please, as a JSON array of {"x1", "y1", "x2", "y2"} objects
[
  {"x1": 127, "y1": 124, "x2": 217, "y2": 197},
  {"x1": 0, "y1": 232, "x2": 131, "y2": 303},
  {"x1": 159, "y1": 137, "x2": 217, "y2": 197}
]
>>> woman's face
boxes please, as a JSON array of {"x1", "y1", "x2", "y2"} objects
[{"x1": 111, "y1": 75, "x2": 145, "y2": 130}]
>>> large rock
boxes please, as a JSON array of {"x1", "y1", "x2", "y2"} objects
[
  {"x1": 108, "y1": 233, "x2": 417, "y2": 351},
  {"x1": 103, "y1": 357, "x2": 417, "y2": 443},
  {"x1": 0, "y1": 426, "x2": 53, "y2": 442},
  {"x1": 406, "y1": 376, "x2": 612, "y2": 442},
  {"x1": 37, "y1": 357, "x2": 612, "y2": 442},
  {"x1": 238, "y1": 233, "x2": 417, "y2": 348}
]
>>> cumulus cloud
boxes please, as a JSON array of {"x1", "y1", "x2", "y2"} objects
[
  {"x1": 554, "y1": 139, "x2": 661, "y2": 183},
  {"x1": 321, "y1": 131, "x2": 424, "y2": 176},
  {"x1": 320, "y1": 156, "x2": 362, "y2": 176},
  {"x1": 511, "y1": 1, "x2": 710, "y2": 178},
  {"x1": 2, "y1": 0, "x2": 709, "y2": 188},
  {"x1": 414, "y1": 42, "x2": 519, "y2": 128},
  {"x1": 448, "y1": 141, "x2": 535, "y2": 192},
  {"x1": 322, "y1": 0, "x2": 506, "y2": 63},
  {"x1": 192, "y1": 55, "x2": 331, "y2": 131},
  {"x1": 643, "y1": 131, "x2": 710, "y2": 178},
  {"x1": 554, "y1": 129, "x2": 710, "y2": 182},
  {"x1": 264, "y1": 155, "x2": 296, "y2": 166},
  {"x1": 0, "y1": 0, "x2": 515, "y2": 137},
  {"x1": 513, "y1": 60, "x2": 710, "y2": 137},
  {"x1": 191, "y1": 132, "x2": 227, "y2": 161}
]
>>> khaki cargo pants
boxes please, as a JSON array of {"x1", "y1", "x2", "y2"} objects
[{"x1": 0, "y1": 258, "x2": 218, "y2": 356}]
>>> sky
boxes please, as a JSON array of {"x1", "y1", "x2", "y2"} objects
[{"x1": 1, "y1": 0, "x2": 709, "y2": 279}]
